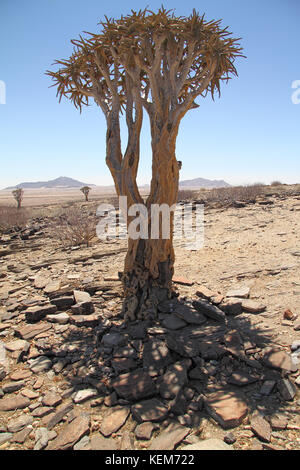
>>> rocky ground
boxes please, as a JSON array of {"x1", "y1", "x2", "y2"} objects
[{"x1": 0, "y1": 190, "x2": 299, "y2": 451}]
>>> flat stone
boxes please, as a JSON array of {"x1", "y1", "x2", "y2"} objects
[
  {"x1": 196, "y1": 286, "x2": 217, "y2": 300},
  {"x1": 277, "y1": 378, "x2": 296, "y2": 401},
  {"x1": 143, "y1": 340, "x2": 173, "y2": 373},
  {"x1": 46, "y1": 402, "x2": 74, "y2": 430},
  {"x1": 31, "y1": 406, "x2": 54, "y2": 418},
  {"x1": 174, "y1": 304, "x2": 206, "y2": 325},
  {"x1": 120, "y1": 431, "x2": 134, "y2": 450},
  {"x1": 89, "y1": 435, "x2": 117, "y2": 450},
  {"x1": 135, "y1": 422, "x2": 158, "y2": 440},
  {"x1": 10, "y1": 370, "x2": 33, "y2": 381},
  {"x1": 111, "y1": 369, "x2": 156, "y2": 402},
  {"x1": 131, "y1": 398, "x2": 169, "y2": 423},
  {"x1": 69, "y1": 314, "x2": 99, "y2": 327},
  {"x1": 14, "y1": 322, "x2": 52, "y2": 340},
  {"x1": 29, "y1": 356, "x2": 52, "y2": 373},
  {"x1": 101, "y1": 332, "x2": 126, "y2": 348},
  {"x1": 71, "y1": 301, "x2": 95, "y2": 315},
  {"x1": 4, "y1": 339, "x2": 29, "y2": 352},
  {"x1": 34, "y1": 427, "x2": 50, "y2": 450},
  {"x1": 172, "y1": 276, "x2": 194, "y2": 286},
  {"x1": 51, "y1": 296, "x2": 74, "y2": 309},
  {"x1": 46, "y1": 312, "x2": 69, "y2": 324},
  {"x1": 2, "y1": 380, "x2": 25, "y2": 394},
  {"x1": 205, "y1": 391, "x2": 248, "y2": 429},
  {"x1": 158, "y1": 299, "x2": 181, "y2": 313},
  {"x1": 270, "y1": 415, "x2": 288, "y2": 430},
  {"x1": 149, "y1": 424, "x2": 190, "y2": 450},
  {"x1": 99, "y1": 406, "x2": 130, "y2": 437},
  {"x1": 25, "y1": 304, "x2": 57, "y2": 322},
  {"x1": 33, "y1": 377, "x2": 44, "y2": 390},
  {"x1": 42, "y1": 392, "x2": 62, "y2": 407},
  {"x1": 34, "y1": 276, "x2": 50, "y2": 289},
  {"x1": 158, "y1": 360, "x2": 191, "y2": 399},
  {"x1": 219, "y1": 299, "x2": 242, "y2": 316},
  {"x1": 260, "y1": 380, "x2": 276, "y2": 396},
  {"x1": 192, "y1": 299, "x2": 226, "y2": 323},
  {"x1": 262, "y1": 349, "x2": 295, "y2": 372},
  {"x1": 111, "y1": 357, "x2": 137, "y2": 373},
  {"x1": 241, "y1": 299, "x2": 266, "y2": 313},
  {"x1": 44, "y1": 280, "x2": 61, "y2": 294},
  {"x1": 73, "y1": 389, "x2": 98, "y2": 404},
  {"x1": 46, "y1": 414, "x2": 90, "y2": 450},
  {"x1": 182, "y1": 438, "x2": 232, "y2": 450},
  {"x1": 21, "y1": 389, "x2": 40, "y2": 399},
  {"x1": 0, "y1": 395, "x2": 30, "y2": 411},
  {"x1": 11, "y1": 426, "x2": 32, "y2": 443},
  {"x1": 227, "y1": 371, "x2": 258, "y2": 386},
  {"x1": 74, "y1": 290, "x2": 91, "y2": 303},
  {"x1": 226, "y1": 286, "x2": 250, "y2": 299},
  {"x1": 250, "y1": 414, "x2": 271, "y2": 442},
  {"x1": 7, "y1": 414, "x2": 33, "y2": 433},
  {"x1": 0, "y1": 432, "x2": 12, "y2": 445},
  {"x1": 162, "y1": 314, "x2": 187, "y2": 330}
]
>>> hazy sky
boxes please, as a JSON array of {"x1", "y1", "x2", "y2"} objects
[{"x1": 0, "y1": 0, "x2": 299, "y2": 189}]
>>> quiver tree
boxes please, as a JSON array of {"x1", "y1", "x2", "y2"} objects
[
  {"x1": 80, "y1": 185, "x2": 91, "y2": 201},
  {"x1": 47, "y1": 7, "x2": 243, "y2": 320},
  {"x1": 12, "y1": 188, "x2": 24, "y2": 209}
]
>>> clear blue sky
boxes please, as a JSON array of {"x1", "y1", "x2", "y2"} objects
[{"x1": 0, "y1": 0, "x2": 299, "y2": 189}]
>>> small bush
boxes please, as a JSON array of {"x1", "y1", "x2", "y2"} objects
[
  {"x1": 204, "y1": 185, "x2": 264, "y2": 205},
  {"x1": 50, "y1": 206, "x2": 96, "y2": 248},
  {"x1": 0, "y1": 206, "x2": 29, "y2": 234},
  {"x1": 271, "y1": 180, "x2": 283, "y2": 186},
  {"x1": 177, "y1": 189, "x2": 198, "y2": 202}
]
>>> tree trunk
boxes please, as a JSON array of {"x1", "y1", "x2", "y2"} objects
[{"x1": 122, "y1": 123, "x2": 180, "y2": 321}]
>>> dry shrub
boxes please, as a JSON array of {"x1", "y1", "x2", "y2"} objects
[
  {"x1": 177, "y1": 189, "x2": 198, "y2": 202},
  {"x1": 50, "y1": 206, "x2": 96, "y2": 247},
  {"x1": 205, "y1": 184, "x2": 264, "y2": 205},
  {"x1": 271, "y1": 180, "x2": 283, "y2": 186},
  {"x1": 0, "y1": 206, "x2": 30, "y2": 234}
]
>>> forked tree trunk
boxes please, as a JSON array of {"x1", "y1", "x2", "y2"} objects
[{"x1": 122, "y1": 123, "x2": 180, "y2": 320}]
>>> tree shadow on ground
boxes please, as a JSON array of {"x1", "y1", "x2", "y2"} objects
[{"x1": 44, "y1": 298, "x2": 298, "y2": 442}]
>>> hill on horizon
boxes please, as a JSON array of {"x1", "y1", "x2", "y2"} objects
[
  {"x1": 5, "y1": 176, "x2": 95, "y2": 190},
  {"x1": 4, "y1": 176, "x2": 230, "y2": 191}
]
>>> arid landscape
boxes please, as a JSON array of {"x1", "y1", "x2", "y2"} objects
[{"x1": 0, "y1": 183, "x2": 299, "y2": 450}]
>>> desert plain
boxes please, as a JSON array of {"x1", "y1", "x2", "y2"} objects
[{"x1": 0, "y1": 183, "x2": 299, "y2": 450}]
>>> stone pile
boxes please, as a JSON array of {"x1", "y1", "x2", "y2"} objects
[{"x1": 0, "y1": 275, "x2": 299, "y2": 451}]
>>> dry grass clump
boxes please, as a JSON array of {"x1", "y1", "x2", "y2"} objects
[
  {"x1": 177, "y1": 189, "x2": 198, "y2": 202},
  {"x1": 50, "y1": 206, "x2": 97, "y2": 248},
  {"x1": 204, "y1": 184, "x2": 264, "y2": 205},
  {"x1": 0, "y1": 206, "x2": 30, "y2": 234}
]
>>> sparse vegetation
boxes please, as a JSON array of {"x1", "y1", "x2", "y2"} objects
[
  {"x1": 177, "y1": 189, "x2": 198, "y2": 202},
  {"x1": 0, "y1": 206, "x2": 29, "y2": 234},
  {"x1": 204, "y1": 185, "x2": 264, "y2": 205},
  {"x1": 271, "y1": 180, "x2": 283, "y2": 186},
  {"x1": 50, "y1": 206, "x2": 96, "y2": 248}
]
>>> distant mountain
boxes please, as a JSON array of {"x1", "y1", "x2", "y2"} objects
[
  {"x1": 4, "y1": 176, "x2": 229, "y2": 191},
  {"x1": 139, "y1": 177, "x2": 230, "y2": 190},
  {"x1": 179, "y1": 177, "x2": 230, "y2": 189},
  {"x1": 5, "y1": 176, "x2": 95, "y2": 190}
]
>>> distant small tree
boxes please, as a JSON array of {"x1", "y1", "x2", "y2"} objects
[
  {"x1": 12, "y1": 188, "x2": 24, "y2": 209},
  {"x1": 80, "y1": 186, "x2": 91, "y2": 201}
]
